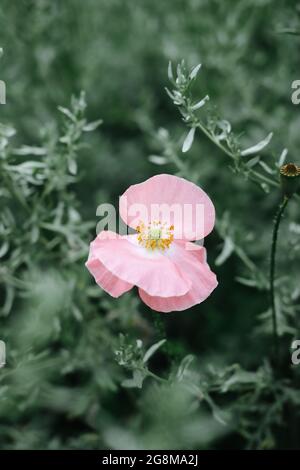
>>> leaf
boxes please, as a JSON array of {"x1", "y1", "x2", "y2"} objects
[
  {"x1": 278, "y1": 148, "x2": 288, "y2": 167},
  {"x1": 13, "y1": 146, "x2": 46, "y2": 156},
  {"x1": 148, "y1": 155, "x2": 168, "y2": 165},
  {"x1": 68, "y1": 159, "x2": 77, "y2": 175},
  {"x1": 143, "y1": 339, "x2": 166, "y2": 363},
  {"x1": 1, "y1": 285, "x2": 14, "y2": 316},
  {"x1": 59, "y1": 135, "x2": 71, "y2": 145},
  {"x1": 4, "y1": 161, "x2": 46, "y2": 177},
  {"x1": 176, "y1": 355, "x2": 194, "y2": 381},
  {"x1": 167, "y1": 61, "x2": 174, "y2": 82},
  {"x1": 221, "y1": 368, "x2": 258, "y2": 393},
  {"x1": 0, "y1": 341, "x2": 5, "y2": 368},
  {"x1": 122, "y1": 370, "x2": 146, "y2": 389},
  {"x1": 0, "y1": 137, "x2": 8, "y2": 151},
  {"x1": 58, "y1": 106, "x2": 76, "y2": 122},
  {"x1": 276, "y1": 28, "x2": 300, "y2": 36},
  {"x1": 241, "y1": 132, "x2": 273, "y2": 156},
  {"x1": 31, "y1": 226, "x2": 40, "y2": 244},
  {"x1": 189, "y1": 64, "x2": 202, "y2": 80},
  {"x1": 215, "y1": 120, "x2": 231, "y2": 141},
  {"x1": 236, "y1": 277, "x2": 259, "y2": 288},
  {"x1": 246, "y1": 156, "x2": 260, "y2": 168},
  {"x1": 83, "y1": 119, "x2": 103, "y2": 132},
  {"x1": 217, "y1": 120, "x2": 231, "y2": 134},
  {"x1": 0, "y1": 123, "x2": 16, "y2": 138},
  {"x1": 215, "y1": 237, "x2": 234, "y2": 266},
  {"x1": 203, "y1": 393, "x2": 228, "y2": 425},
  {"x1": 259, "y1": 160, "x2": 275, "y2": 174},
  {"x1": 182, "y1": 127, "x2": 195, "y2": 153},
  {"x1": 260, "y1": 182, "x2": 270, "y2": 193},
  {"x1": 191, "y1": 95, "x2": 209, "y2": 111},
  {"x1": 176, "y1": 61, "x2": 184, "y2": 83},
  {"x1": 165, "y1": 87, "x2": 175, "y2": 101},
  {"x1": 0, "y1": 241, "x2": 9, "y2": 258}
]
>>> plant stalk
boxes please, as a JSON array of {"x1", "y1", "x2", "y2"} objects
[{"x1": 269, "y1": 196, "x2": 289, "y2": 363}]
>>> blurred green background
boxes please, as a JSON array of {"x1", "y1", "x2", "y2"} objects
[{"x1": 1, "y1": 0, "x2": 300, "y2": 450}]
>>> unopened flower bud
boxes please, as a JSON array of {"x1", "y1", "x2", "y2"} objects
[{"x1": 280, "y1": 163, "x2": 300, "y2": 197}]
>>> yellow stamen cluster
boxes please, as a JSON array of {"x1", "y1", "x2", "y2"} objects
[{"x1": 136, "y1": 220, "x2": 174, "y2": 251}]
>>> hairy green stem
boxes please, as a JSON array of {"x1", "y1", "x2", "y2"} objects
[{"x1": 270, "y1": 196, "x2": 289, "y2": 362}]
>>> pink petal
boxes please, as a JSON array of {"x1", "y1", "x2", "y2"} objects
[
  {"x1": 86, "y1": 230, "x2": 133, "y2": 297},
  {"x1": 119, "y1": 174, "x2": 215, "y2": 241},
  {"x1": 86, "y1": 231, "x2": 191, "y2": 298},
  {"x1": 86, "y1": 257, "x2": 133, "y2": 298},
  {"x1": 139, "y1": 241, "x2": 218, "y2": 312}
]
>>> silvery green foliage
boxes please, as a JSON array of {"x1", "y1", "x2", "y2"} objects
[
  {"x1": 166, "y1": 60, "x2": 277, "y2": 193},
  {"x1": 0, "y1": 93, "x2": 100, "y2": 317},
  {"x1": 0, "y1": 95, "x2": 128, "y2": 449},
  {"x1": 116, "y1": 335, "x2": 300, "y2": 449}
]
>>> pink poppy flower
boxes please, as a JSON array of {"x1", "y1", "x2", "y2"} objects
[{"x1": 86, "y1": 174, "x2": 218, "y2": 312}]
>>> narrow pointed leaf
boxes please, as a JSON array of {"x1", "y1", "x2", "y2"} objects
[
  {"x1": 191, "y1": 95, "x2": 209, "y2": 111},
  {"x1": 182, "y1": 127, "x2": 196, "y2": 153},
  {"x1": 241, "y1": 132, "x2": 273, "y2": 156},
  {"x1": 143, "y1": 339, "x2": 166, "y2": 363},
  {"x1": 189, "y1": 64, "x2": 202, "y2": 80}
]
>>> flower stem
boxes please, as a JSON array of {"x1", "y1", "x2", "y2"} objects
[
  {"x1": 270, "y1": 196, "x2": 289, "y2": 363},
  {"x1": 147, "y1": 370, "x2": 168, "y2": 384}
]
